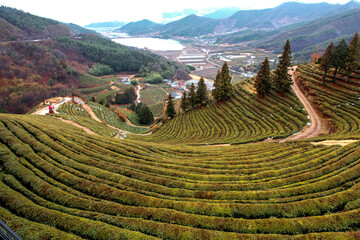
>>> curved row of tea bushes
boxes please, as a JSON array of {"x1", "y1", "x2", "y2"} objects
[
  {"x1": 296, "y1": 64, "x2": 360, "y2": 140},
  {"x1": 1, "y1": 114, "x2": 360, "y2": 239},
  {"x1": 57, "y1": 102, "x2": 91, "y2": 118},
  {"x1": 147, "y1": 84, "x2": 307, "y2": 144}
]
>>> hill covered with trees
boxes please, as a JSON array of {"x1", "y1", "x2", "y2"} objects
[
  {"x1": 0, "y1": 7, "x2": 188, "y2": 114},
  {"x1": 0, "y1": 6, "x2": 73, "y2": 41}
]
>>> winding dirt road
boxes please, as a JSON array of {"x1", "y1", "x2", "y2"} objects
[
  {"x1": 58, "y1": 118, "x2": 96, "y2": 135},
  {"x1": 82, "y1": 104, "x2": 102, "y2": 122},
  {"x1": 31, "y1": 67, "x2": 332, "y2": 142},
  {"x1": 280, "y1": 66, "x2": 324, "y2": 142}
]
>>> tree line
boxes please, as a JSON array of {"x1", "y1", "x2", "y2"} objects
[
  {"x1": 163, "y1": 33, "x2": 360, "y2": 122},
  {"x1": 254, "y1": 32, "x2": 360, "y2": 97},
  {"x1": 319, "y1": 32, "x2": 360, "y2": 84},
  {"x1": 129, "y1": 102, "x2": 154, "y2": 125},
  {"x1": 254, "y1": 39, "x2": 293, "y2": 97},
  {"x1": 166, "y1": 61, "x2": 234, "y2": 118},
  {"x1": 56, "y1": 35, "x2": 182, "y2": 76}
]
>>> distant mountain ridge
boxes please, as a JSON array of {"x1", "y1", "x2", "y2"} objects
[
  {"x1": 0, "y1": 6, "x2": 72, "y2": 41},
  {"x1": 217, "y1": 7, "x2": 360, "y2": 61},
  {"x1": 203, "y1": 7, "x2": 241, "y2": 19},
  {"x1": 84, "y1": 21, "x2": 126, "y2": 28},
  {"x1": 0, "y1": 6, "x2": 96, "y2": 41},
  {"x1": 258, "y1": 8, "x2": 360, "y2": 52},
  {"x1": 116, "y1": 1, "x2": 360, "y2": 37},
  {"x1": 118, "y1": 20, "x2": 163, "y2": 35}
]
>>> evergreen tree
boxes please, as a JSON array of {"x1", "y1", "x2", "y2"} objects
[
  {"x1": 196, "y1": 76, "x2": 208, "y2": 105},
  {"x1": 115, "y1": 87, "x2": 136, "y2": 104},
  {"x1": 330, "y1": 39, "x2": 348, "y2": 82},
  {"x1": 128, "y1": 102, "x2": 136, "y2": 111},
  {"x1": 212, "y1": 70, "x2": 221, "y2": 101},
  {"x1": 345, "y1": 32, "x2": 360, "y2": 81},
  {"x1": 135, "y1": 102, "x2": 143, "y2": 114},
  {"x1": 273, "y1": 39, "x2": 292, "y2": 93},
  {"x1": 220, "y1": 61, "x2": 233, "y2": 100},
  {"x1": 212, "y1": 62, "x2": 233, "y2": 101},
  {"x1": 180, "y1": 91, "x2": 188, "y2": 112},
  {"x1": 165, "y1": 94, "x2": 176, "y2": 118},
  {"x1": 254, "y1": 57, "x2": 271, "y2": 97},
  {"x1": 189, "y1": 83, "x2": 197, "y2": 108},
  {"x1": 320, "y1": 42, "x2": 334, "y2": 85},
  {"x1": 138, "y1": 104, "x2": 154, "y2": 124}
]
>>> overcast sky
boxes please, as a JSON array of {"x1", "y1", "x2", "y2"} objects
[{"x1": 0, "y1": 0, "x2": 353, "y2": 26}]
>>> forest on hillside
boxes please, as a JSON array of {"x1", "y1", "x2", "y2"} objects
[{"x1": 0, "y1": 34, "x2": 188, "y2": 114}]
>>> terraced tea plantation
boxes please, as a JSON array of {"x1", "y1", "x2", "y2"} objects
[
  {"x1": 146, "y1": 82, "x2": 308, "y2": 144},
  {"x1": 296, "y1": 64, "x2": 360, "y2": 140},
  {"x1": 1, "y1": 65, "x2": 360, "y2": 239},
  {"x1": 88, "y1": 102, "x2": 150, "y2": 134}
]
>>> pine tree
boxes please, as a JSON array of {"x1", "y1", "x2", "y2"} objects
[
  {"x1": 212, "y1": 62, "x2": 233, "y2": 101},
  {"x1": 254, "y1": 57, "x2": 271, "y2": 97},
  {"x1": 220, "y1": 61, "x2": 233, "y2": 100},
  {"x1": 165, "y1": 94, "x2": 176, "y2": 118},
  {"x1": 180, "y1": 91, "x2": 188, "y2": 112},
  {"x1": 320, "y1": 42, "x2": 334, "y2": 85},
  {"x1": 345, "y1": 32, "x2": 360, "y2": 82},
  {"x1": 138, "y1": 104, "x2": 154, "y2": 124},
  {"x1": 330, "y1": 39, "x2": 348, "y2": 82},
  {"x1": 212, "y1": 70, "x2": 221, "y2": 101},
  {"x1": 196, "y1": 76, "x2": 208, "y2": 105},
  {"x1": 189, "y1": 83, "x2": 197, "y2": 108},
  {"x1": 135, "y1": 102, "x2": 143, "y2": 114},
  {"x1": 273, "y1": 39, "x2": 292, "y2": 93}
]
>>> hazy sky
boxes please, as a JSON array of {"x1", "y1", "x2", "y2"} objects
[{"x1": 0, "y1": 0, "x2": 352, "y2": 26}]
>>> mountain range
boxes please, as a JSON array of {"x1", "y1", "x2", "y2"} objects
[
  {"x1": 115, "y1": 1, "x2": 360, "y2": 58},
  {"x1": 84, "y1": 21, "x2": 126, "y2": 29},
  {"x1": 117, "y1": 1, "x2": 360, "y2": 37},
  {"x1": 218, "y1": 7, "x2": 360, "y2": 54}
]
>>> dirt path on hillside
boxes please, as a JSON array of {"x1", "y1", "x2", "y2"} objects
[
  {"x1": 206, "y1": 66, "x2": 329, "y2": 147},
  {"x1": 58, "y1": 118, "x2": 97, "y2": 135},
  {"x1": 136, "y1": 85, "x2": 142, "y2": 102},
  {"x1": 82, "y1": 104, "x2": 102, "y2": 122},
  {"x1": 280, "y1": 66, "x2": 327, "y2": 142},
  {"x1": 311, "y1": 140, "x2": 358, "y2": 147},
  {"x1": 83, "y1": 103, "x2": 152, "y2": 135}
]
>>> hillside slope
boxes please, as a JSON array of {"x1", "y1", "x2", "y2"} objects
[
  {"x1": 0, "y1": 6, "x2": 72, "y2": 41},
  {"x1": 258, "y1": 8, "x2": 360, "y2": 53},
  {"x1": 2, "y1": 64, "x2": 360, "y2": 238},
  {"x1": 226, "y1": 1, "x2": 360, "y2": 29},
  {"x1": 203, "y1": 7, "x2": 241, "y2": 19},
  {"x1": 116, "y1": 20, "x2": 162, "y2": 35},
  {"x1": 140, "y1": 80, "x2": 308, "y2": 145},
  {"x1": 117, "y1": 1, "x2": 360, "y2": 37},
  {"x1": 296, "y1": 64, "x2": 360, "y2": 140},
  {"x1": 0, "y1": 33, "x2": 187, "y2": 114},
  {"x1": 218, "y1": 8, "x2": 360, "y2": 60},
  {"x1": 160, "y1": 14, "x2": 219, "y2": 36}
]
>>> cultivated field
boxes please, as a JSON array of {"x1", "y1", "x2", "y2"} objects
[
  {"x1": 1, "y1": 65, "x2": 360, "y2": 239},
  {"x1": 143, "y1": 80, "x2": 308, "y2": 145}
]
